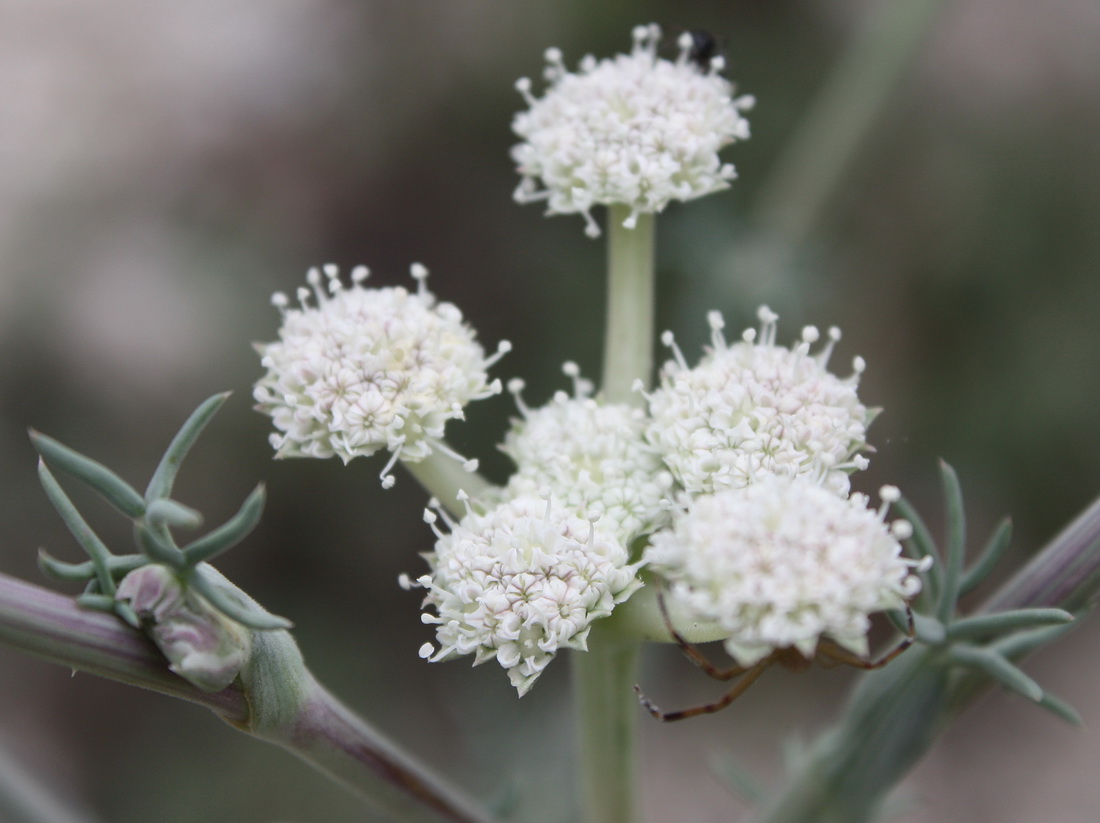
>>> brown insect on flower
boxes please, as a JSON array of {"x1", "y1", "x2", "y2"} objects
[{"x1": 635, "y1": 587, "x2": 916, "y2": 722}]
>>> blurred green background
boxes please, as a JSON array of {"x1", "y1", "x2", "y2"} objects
[{"x1": 1, "y1": 2, "x2": 1098, "y2": 821}]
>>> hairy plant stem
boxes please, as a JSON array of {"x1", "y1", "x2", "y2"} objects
[
  {"x1": 602, "y1": 206, "x2": 655, "y2": 404},
  {"x1": 0, "y1": 572, "x2": 498, "y2": 823}
]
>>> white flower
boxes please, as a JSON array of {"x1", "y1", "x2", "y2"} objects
[
  {"x1": 500, "y1": 363, "x2": 672, "y2": 542},
  {"x1": 253, "y1": 264, "x2": 509, "y2": 487},
  {"x1": 511, "y1": 23, "x2": 754, "y2": 237},
  {"x1": 407, "y1": 494, "x2": 643, "y2": 696},
  {"x1": 645, "y1": 476, "x2": 924, "y2": 667},
  {"x1": 647, "y1": 307, "x2": 872, "y2": 497}
]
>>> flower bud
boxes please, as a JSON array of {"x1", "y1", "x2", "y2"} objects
[{"x1": 117, "y1": 564, "x2": 251, "y2": 692}]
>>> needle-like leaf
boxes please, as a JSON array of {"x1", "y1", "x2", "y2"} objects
[
  {"x1": 30, "y1": 430, "x2": 146, "y2": 518},
  {"x1": 36, "y1": 460, "x2": 117, "y2": 596},
  {"x1": 936, "y1": 461, "x2": 966, "y2": 623},
  {"x1": 185, "y1": 568, "x2": 292, "y2": 631},
  {"x1": 948, "y1": 645, "x2": 1042, "y2": 702},
  {"x1": 183, "y1": 485, "x2": 266, "y2": 566},
  {"x1": 960, "y1": 517, "x2": 1012, "y2": 597},
  {"x1": 145, "y1": 392, "x2": 230, "y2": 503},
  {"x1": 945, "y1": 608, "x2": 1073, "y2": 642}
]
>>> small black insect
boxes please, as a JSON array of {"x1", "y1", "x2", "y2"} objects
[{"x1": 683, "y1": 29, "x2": 722, "y2": 71}]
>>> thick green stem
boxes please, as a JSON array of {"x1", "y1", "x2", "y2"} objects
[
  {"x1": 572, "y1": 637, "x2": 641, "y2": 823},
  {"x1": 981, "y1": 494, "x2": 1100, "y2": 614},
  {"x1": 602, "y1": 207, "x2": 656, "y2": 404},
  {"x1": 752, "y1": 0, "x2": 949, "y2": 247},
  {"x1": 573, "y1": 203, "x2": 657, "y2": 823}
]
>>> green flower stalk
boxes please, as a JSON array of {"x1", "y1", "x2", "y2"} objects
[
  {"x1": 603, "y1": 207, "x2": 655, "y2": 402},
  {"x1": 507, "y1": 23, "x2": 753, "y2": 823}
]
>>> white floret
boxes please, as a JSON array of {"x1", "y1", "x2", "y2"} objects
[
  {"x1": 253, "y1": 264, "x2": 508, "y2": 483},
  {"x1": 645, "y1": 475, "x2": 925, "y2": 666},
  {"x1": 411, "y1": 495, "x2": 644, "y2": 695},
  {"x1": 500, "y1": 365, "x2": 673, "y2": 542},
  {"x1": 646, "y1": 307, "x2": 871, "y2": 497},
  {"x1": 511, "y1": 24, "x2": 754, "y2": 237}
]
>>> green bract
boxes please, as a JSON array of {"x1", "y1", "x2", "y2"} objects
[
  {"x1": 894, "y1": 462, "x2": 1077, "y2": 722},
  {"x1": 32, "y1": 392, "x2": 289, "y2": 632}
]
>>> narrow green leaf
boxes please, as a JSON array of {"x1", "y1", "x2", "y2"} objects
[
  {"x1": 893, "y1": 495, "x2": 943, "y2": 606},
  {"x1": 115, "y1": 600, "x2": 142, "y2": 629},
  {"x1": 133, "y1": 524, "x2": 187, "y2": 567},
  {"x1": 185, "y1": 568, "x2": 292, "y2": 631},
  {"x1": 946, "y1": 609, "x2": 1073, "y2": 642},
  {"x1": 183, "y1": 485, "x2": 266, "y2": 565},
  {"x1": 145, "y1": 392, "x2": 230, "y2": 503},
  {"x1": 37, "y1": 549, "x2": 95, "y2": 582},
  {"x1": 30, "y1": 430, "x2": 146, "y2": 518},
  {"x1": 1038, "y1": 691, "x2": 1083, "y2": 726},
  {"x1": 145, "y1": 499, "x2": 204, "y2": 531},
  {"x1": 77, "y1": 592, "x2": 117, "y2": 612},
  {"x1": 936, "y1": 461, "x2": 966, "y2": 623},
  {"x1": 991, "y1": 619, "x2": 1078, "y2": 659},
  {"x1": 960, "y1": 518, "x2": 1013, "y2": 596},
  {"x1": 38, "y1": 549, "x2": 147, "y2": 583},
  {"x1": 948, "y1": 645, "x2": 1042, "y2": 702},
  {"x1": 37, "y1": 460, "x2": 117, "y2": 596}
]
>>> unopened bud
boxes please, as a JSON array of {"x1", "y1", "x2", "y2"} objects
[{"x1": 117, "y1": 564, "x2": 251, "y2": 692}]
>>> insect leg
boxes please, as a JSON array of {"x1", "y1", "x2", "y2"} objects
[{"x1": 634, "y1": 661, "x2": 770, "y2": 722}]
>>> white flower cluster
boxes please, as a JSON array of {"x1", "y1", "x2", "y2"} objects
[
  {"x1": 500, "y1": 364, "x2": 672, "y2": 543},
  {"x1": 254, "y1": 264, "x2": 509, "y2": 486},
  {"x1": 511, "y1": 23, "x2": 754, "y2": 237},
  {"x1": 411, "y1": 308, "x2": 920, "y2": 691},
  {"x1": 639, "y1": 308, "x2": 923, "y2": 666},
  {"x1": 647, "y1": 307, "x2": 871, "y2": 497},
  {"x1": 410, "y1": 364, "x2": 662, "y2": 694},
  {"x1": 646, "y1": 477, "x2": 924, "y2": 667},
  {"x1": 409, "y1": 495, "x2": 643, "y2": 696}
]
